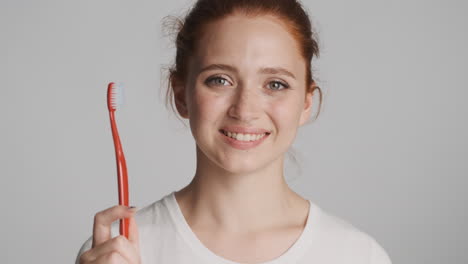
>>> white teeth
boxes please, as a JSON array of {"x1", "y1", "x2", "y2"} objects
[{"x1": 222, "y1": 130, "x2": 266, "y2": 142}]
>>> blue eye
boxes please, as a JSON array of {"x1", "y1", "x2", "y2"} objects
[
  {"x1": 205, "y1": 76, "x2": 230, "y2": 86},
  {"x1": 205, "y1": 76, "x2": 289, "y2": 91},
  {"x1": 268, "y1": 81, "x2": 289, "y2": 91}
]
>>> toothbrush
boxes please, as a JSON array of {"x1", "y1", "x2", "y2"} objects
[{"x1": 107, "y1": 82, "x2": 130, "y2": 239}]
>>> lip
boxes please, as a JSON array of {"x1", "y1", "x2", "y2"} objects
[
  {"x1": 219, "y1": 126, "x2": 271, "y2": 135},
  {"x1": 219, "y1": 129, "x2": 270, "y2": 150}
]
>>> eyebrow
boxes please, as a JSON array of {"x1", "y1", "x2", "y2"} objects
[{"x1": 197, "y1": 64, "x2": 296, "y2": 80}]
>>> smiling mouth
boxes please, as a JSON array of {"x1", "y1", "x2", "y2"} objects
[{"x1": 219, "y1": 129, "x2": 271, "y2": 142}]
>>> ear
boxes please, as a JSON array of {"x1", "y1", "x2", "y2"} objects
[
  {"x1": 299, "y1": 82, "x2": 315, "y2": 126},
  {"x1": 172, "y1": 76, "x2": 189, "y2": 119}
]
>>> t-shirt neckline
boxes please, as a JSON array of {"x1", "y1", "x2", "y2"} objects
[{"x1": 163, "y1": 191, "x2": 321, "y2": 264}]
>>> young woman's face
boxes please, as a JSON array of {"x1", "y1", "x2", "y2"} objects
[{"x1": 180, "y1": 14, "x2": 313, "y2": 174}]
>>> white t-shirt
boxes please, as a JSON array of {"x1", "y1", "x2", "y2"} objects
[{"x1": 75, "y1": 191, "x2": 392, "y2": 264}]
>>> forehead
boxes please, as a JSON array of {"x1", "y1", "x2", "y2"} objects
[{"x1": 191, "y1": 14, "x2": 305, "y2": 77}]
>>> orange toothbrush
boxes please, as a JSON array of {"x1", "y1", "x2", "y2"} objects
[{"x1": 107, "y1": 82, "x2": 130, "y2": 238}]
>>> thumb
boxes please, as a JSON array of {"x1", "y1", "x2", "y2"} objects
[{"x1": 128, "y1": 214, "x2": 140, "y2": 250}]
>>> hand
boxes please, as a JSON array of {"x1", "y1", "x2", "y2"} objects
[{"x1": 79, "y1": 205, "x2": 141, "y2": 264}]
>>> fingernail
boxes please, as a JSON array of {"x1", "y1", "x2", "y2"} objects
[{"x1": 127, "y1": 206, "x2": 137, "y2": 211}]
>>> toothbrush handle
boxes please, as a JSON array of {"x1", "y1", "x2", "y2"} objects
[{"x1": 109, "y1": 110, "x2": 130, "y2": 238}]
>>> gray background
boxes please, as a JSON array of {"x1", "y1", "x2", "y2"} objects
[{"x1": 2, "y1": 0, "x2": 467, "y2": 263}]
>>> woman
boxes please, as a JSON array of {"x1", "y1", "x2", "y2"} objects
[{"x1": 76, "y1": 0, "x2": 392, "y2": 263}]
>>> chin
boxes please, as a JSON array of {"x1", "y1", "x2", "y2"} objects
[{"x1": 216, "y1": 155, "x2": 271, "y2": 175}]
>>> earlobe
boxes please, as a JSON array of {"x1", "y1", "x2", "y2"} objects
[
  {"x1": 299, "y1": 84, "x2": 315, "y2": 126},
  {"x1": 172, "y1": 77, "x2": 189, "y2": 119}
]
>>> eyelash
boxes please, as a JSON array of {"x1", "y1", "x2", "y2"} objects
[{"x1": 205, "y1": 76, "x2": 290, "y2": 91}]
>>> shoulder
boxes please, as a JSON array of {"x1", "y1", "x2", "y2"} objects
[
  {"x1": 310, "y1": 203, "x2": 392, "y2": 264},
  {"x1": 121, "y1": 193, "x2": 177, "y2": 243}
]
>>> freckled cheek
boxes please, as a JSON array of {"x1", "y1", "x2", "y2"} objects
[
  {"x1": 269, "y1": 101, "x2": 300, "y2": 131},
  {"x1": 192, "y1": 92, "x2": 227, "y2": 122}
]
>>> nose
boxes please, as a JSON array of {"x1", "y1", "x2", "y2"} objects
[{"x1": 228, "y1": 86, "x2": 260, "y2": 122}]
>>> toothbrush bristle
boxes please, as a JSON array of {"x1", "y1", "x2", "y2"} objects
[{"x1": 107, "y1": 82, "x2": 125, "y2": 111}]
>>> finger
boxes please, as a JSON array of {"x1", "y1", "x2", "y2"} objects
[
  {"x1": 89, "y1": 250, "x2": 128, "y2": 264},
  {"x1": 85, "y1": 235, "x2": 138, "y2": 263},
  {"x1": 92, "y1": 205, "x2": 136, "y2": 247},
  {"x1": 128, "y1": 215, "x2": 140, "y2": 250}
]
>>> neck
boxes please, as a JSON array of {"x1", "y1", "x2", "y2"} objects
[{"x1": 174, "y1": 145, "x2": 307, "y2": 235}]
